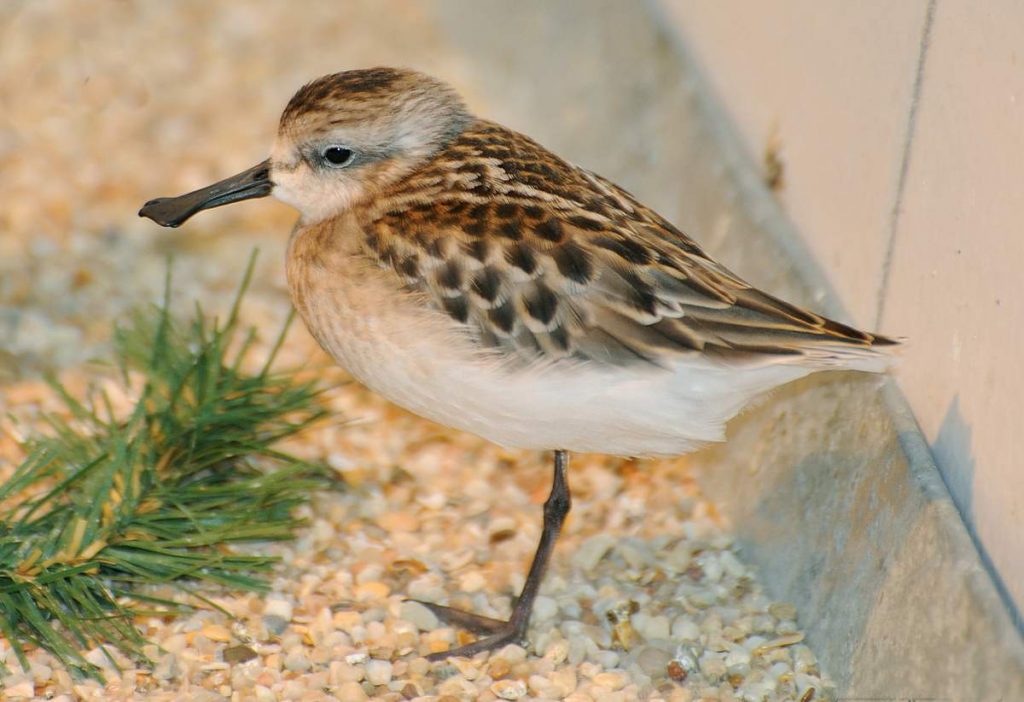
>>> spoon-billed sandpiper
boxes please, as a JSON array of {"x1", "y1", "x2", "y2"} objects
[{"x1": 140, "y1": 67, "x2": 897, "y2": 659}]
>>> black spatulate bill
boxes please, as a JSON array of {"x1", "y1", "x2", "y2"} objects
[{"x1": 139, "y1": 159, "x2": 273, "y2": 228}]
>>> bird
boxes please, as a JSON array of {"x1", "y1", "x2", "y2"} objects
[{"x1": 139, "y1": 67, "x2": 898, "y2": 660}]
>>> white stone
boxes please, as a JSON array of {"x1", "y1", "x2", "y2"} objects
[
  {"x1": 617, "y1": 540, "x2": 652, "y2": 569},
  {"x1": 793, "y1": 644, "x2": 818, "y2": 674},
  {"x1": 336, "y1": 681, "x2": 369, "y2": 701},
  {"x1": 264, "y1": 597, "x2": 293, "y2": 620},
  {"x1": 284, "y1": 648, "x2": 311, "y2": 672},
  {"x1": 497, "y1": 643, "x2": 528, "y2": 664},
  {"x1": 633, "y1": 613, "x2": 670, "y2": 640},
  {"x1": 572, "y1": 534, "x2": 616, "y2": 571},
  {"x1": 699, "y1": 554, "x2": 724, "y2": 582},
  {"x1": 672, "y1": 617, "x2": 701, "y2": 642},
  {"x1": 699, "y1": 653, "x2": 727, "y2": 682},
  {"x1": 491, "y1": 678, "x2": 528, "y2": 699},
  {"x1": 3, "y1": 677, "x2": 34, "y2": 698},
  {"x1": 263, "y1": 597, "x2": 293, "y2": 634},
  {"x1": 592, "y1": 671, "x2": 628, "y2": 690},
  {"x1": 399, "y1": 600, "x2": 440, "y2": 631},
  {"x1": 30, "y1": 663, "x2": 53, "y2": 683},
  {"x1": 635, "y1": 646, "x2": 672, "y2": 677},
  {"x1": 720, "y1": 551, "x2": 747, "y2": 579},
  {"x1": 725, "y1": 646, "x2": 752, "y2": 675},
  {"x1": 365, "y1": 659, "x2": 393, "y2": 685},
  {"x1": 533, "y1": 595, "x2": 559, "y2": 621},
  {"x1": 568, "y1": 636, "x2": 588, "y2": 665},
  {"x1": 543, "y1": 639, "x2": 569, "y2": 664},
  {"x1": 663, "y1": 542, "x2": 693, "y2": 572},
  {"x1": 591, "y1": 649, "x2": 620, "y2": 669},
  {"x1": 344, "y1": 651, "x2": 369, "y2": 666}
]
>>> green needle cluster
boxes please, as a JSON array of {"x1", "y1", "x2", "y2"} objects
[{"x1": 0, "y1": 257, "x2": 336, "y2": 680}]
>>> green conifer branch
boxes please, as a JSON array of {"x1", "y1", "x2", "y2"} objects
[{"x1": 0, "y1": 255, "x2": 337, "y2": 680}]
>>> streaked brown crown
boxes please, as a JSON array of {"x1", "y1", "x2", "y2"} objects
[{"x1": 278, "y1": 67, "x2": 470, "y2": 146}]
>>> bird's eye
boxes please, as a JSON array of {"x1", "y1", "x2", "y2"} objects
[{"x1": 321, "y1": 146, "x2": 353, "y2": 167}]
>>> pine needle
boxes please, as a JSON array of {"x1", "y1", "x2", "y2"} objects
[{"x1": 0, "y1": 254, "x2": 337, "y2": 680}]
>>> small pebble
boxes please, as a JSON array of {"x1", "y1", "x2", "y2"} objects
[
  {"x1": 568, "y1": 636, "x2": 589, "y2": 665},
  {"x1": 223, "y1": 644, "x2": 258, "y2": 664},
  {"x1": 753, "y1": 632, "x2": 804, "y2": 655},
  {"x1": 200, "y1": 624, "x2": 232, "y2": 642},
  {"x1": 667, "y1": 659, "x2": 688, "y2": 682},
  {"x1": 633, "y1": 612, "x2": 670, "y2": 640},
  {"x1": 449, "y1": 656, "x2": 482, "y2": 680},
  {"x1": 284, "y1": 648, "x2": 311, "y2": 672},
  {"x1": 416, "y1": 490, "x2": 448, "y2": 510},
  {"x1": 699, "y1": 653, "x2": 727, "y2": 682},
  {"x1": 550, "y1": 667, "x2": 578, "y2": 695},
  {"x1": 528, "y1": 674, "x2": 556, "y2": 697},
  {"x1": 330, "y1": 661, "x2": 364, "y2": 683},
  {"x1": 592, "y1": 671, "x2": 628, "y2": 690},
  {"x1": 3, "y1": 677, "x2": 34, "y2": 698},
  {"x1": 635, "y1": 646, "x2": 672, "y2": 678},
  {"x1": 543, "y1": 639, "x2": 569, "y2": 664},
  {"x1": 618, "y1": 540, "x2": 652, "y2": 569},
  {"x1": 572, "y1": 534, "x2": 616, "y2": 571},
  {"x1": 740, "y1": 678, "x2": 778, "y2": 701},
  {"x1": 336, "y1": 680, "x2": 369, "y2": 701},
  {"x1": 365, "y1": 659, "x2": 393, "y2": 685},
  {"x1": 345, "y1": 651, "x2": 369, "y2": 666},
  {"x1": 263, "y1": 598, "x2": 293, "y2": 635},
  {"x1": 354, "y1": 581, "x2": 390, "y2": 601},
  {"x1": 719, "y1": 551, "x2": 747, "y2": 579},
  {"x1": 30, "y1": 663, "x2": 53, "y2": 683},
  {"x1": 533, "y1": 595, "x2": 559, "y2": 621},
  {"x1": 162, "y1": 633, "x2": 188, "y2": 654},
  {"x1": 497, "y1": 643, "x2": 528, "y2": 664},
  {"x1": 725, "y1": 646, "x2": 752, "y2": 676},
  {"x1": 672, "y1": 617, "x2": 701, "y2": 642},
  {"x1": 793, "y1": 645, "x2": 819, "y2": 675},
  {"x1": 395, "y1": 601, "x2": 440, "y2": 634},
  {"x1": 83, "y1": 647, "x2": 116, "y2": 670},
  {"x1": 439, "y1": 675, "x2": 479, "y2": 698},
  {"x1": 491, "y1": 678, "x2": 528, "y2": 699},
  {"x1": 768, "y1": 602, "x2": 797, "y2": 621},
  {"x1": 488, "y1": 658, "x2": 512, "y2": 679},
  {"x1": 334, "y1": 610, "x2": 363, "y2": 634},
  {"x1": 377, "y1": 510, "x2": 419, "y2": 532},
  {"x1": 458, "y1": 570, "x2": 487, "y2": 591},
  {"x1": 795, "y1": 673, "x2": 819, "y2": 698},
  {"x1": 592, "y1": 649, "x2": 620, "y2": 669}
]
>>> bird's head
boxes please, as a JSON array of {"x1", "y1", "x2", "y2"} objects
[{"x1": 139, "y1": 67, "x2": 470, "y2": 228}]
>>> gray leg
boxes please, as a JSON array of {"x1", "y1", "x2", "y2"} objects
[{"x1": 412, "y1": 450, "x2": 571, "y2": 659}]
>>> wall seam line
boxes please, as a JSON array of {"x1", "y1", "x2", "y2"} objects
[{"x1": 875, "y1": 0, "x2": 938, "y2": 329}]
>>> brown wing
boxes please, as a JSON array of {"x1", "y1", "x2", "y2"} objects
[{"x1": 356, "y1": 121, "x2": 897, "y2": 368}]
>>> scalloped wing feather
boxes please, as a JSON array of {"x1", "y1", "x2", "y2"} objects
[{"x1": 355, "y1": 120, "x2": 898, "y2": 372}]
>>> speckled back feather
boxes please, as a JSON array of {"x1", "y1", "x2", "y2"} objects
[{"x1": 354, "y1": 120, "x2": 896, "y2": 369}]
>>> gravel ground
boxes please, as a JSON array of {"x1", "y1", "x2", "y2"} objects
[{"x1": 0, "y1": 3, "x2": 834, "y2": 700}]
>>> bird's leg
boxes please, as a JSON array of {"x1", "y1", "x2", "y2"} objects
[{"x1": 411, "y1": 450, "x2": 572, "y2": 660}]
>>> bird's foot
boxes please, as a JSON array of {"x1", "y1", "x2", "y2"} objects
[{"x1": 408, "y1": 599, "x2": 528, "y2": 660}]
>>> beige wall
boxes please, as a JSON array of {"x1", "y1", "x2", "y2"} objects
[{"x1": 659, "y1": 0, "x2": 1024, "y2": 621}]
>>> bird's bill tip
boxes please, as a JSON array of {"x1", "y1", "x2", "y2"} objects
[{"x1": 138, "y1": 159, "x2": 273, "y2": 228}]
